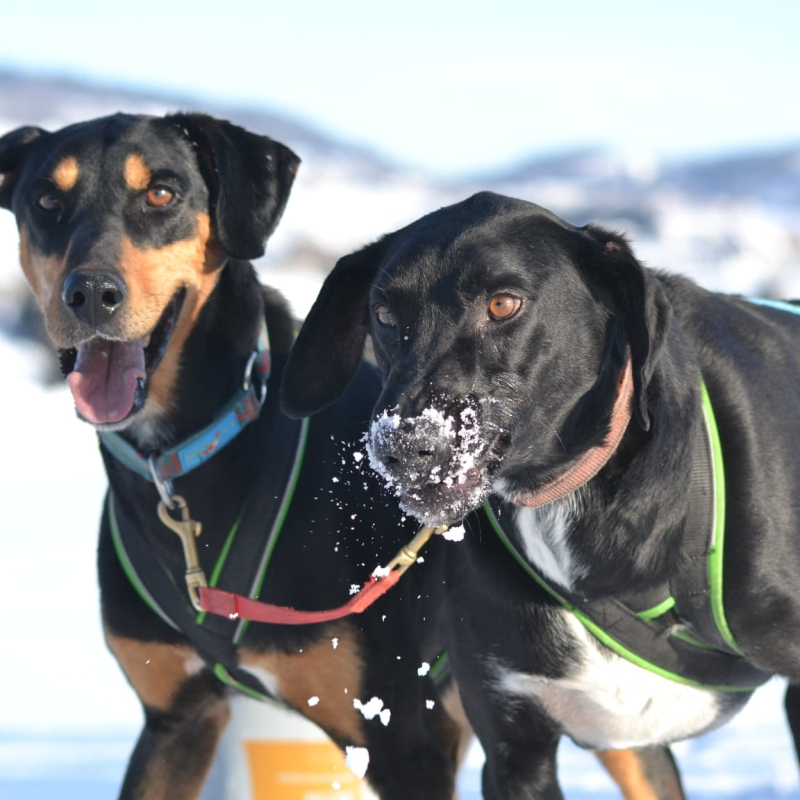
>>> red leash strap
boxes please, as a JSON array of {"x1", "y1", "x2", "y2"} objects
[
  {"x1": 516, "y1": 352, "x2": 634, "y2": 509},
  {"x1": 199, "y1": 572, "x2": 401, "y2": 624},
  {"x1": 198, "y1": 524, "x2": 446, "y2": 625}
]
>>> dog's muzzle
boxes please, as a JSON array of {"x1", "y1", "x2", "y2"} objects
[{"x1": 366, "y1": 404, "x2": 492, "y2": 524}]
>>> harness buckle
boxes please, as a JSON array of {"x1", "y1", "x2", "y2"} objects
[{"x1": 157, "y1": 495, "x2": 208, "y2": 612}]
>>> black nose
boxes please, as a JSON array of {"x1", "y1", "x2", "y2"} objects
[
  {"x1": 369, "y1": 413, "x2": 454, "y2": 484},
  {"x1": 62, "y1": 271, "x2": 127, "y2": 325}
]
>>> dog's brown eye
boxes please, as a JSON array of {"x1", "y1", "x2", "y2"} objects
[
  {"x1": 37, "y1": 192, "x2": 62, "y2": 212},
  {"x1": 375, "y1": 303, "x2": 395, "y2": 327},
  {"x1": 488, "y1": 293, "x2": 522, "y2": 320},
  {"x1": 146, "y1": 186, "x2": 175, "y2": 207}
]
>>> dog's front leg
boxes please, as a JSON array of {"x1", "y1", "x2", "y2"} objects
[
  {"x1": 106, "y1": 631, "x2": 230, "y2": 800},
  {"x1": 596, "y1": 748, "x2": 685, "y2": 800}
]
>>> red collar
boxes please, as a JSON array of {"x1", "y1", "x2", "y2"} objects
[{"x1": 514, "y1": 352, "x2": 634, "y2": 509}]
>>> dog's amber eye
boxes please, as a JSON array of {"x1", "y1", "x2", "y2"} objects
[
  {"x1": 146, "y1": 186, "x2": 175, "y2": 207},
  {"x1": 488, "y1": 293, "x2": 522, "y2": 320},
  {"x1": 37, "y1": 192, "x2": 62, "y2": 212},
  {"x1": 375, "y1": 303, "x2": 395, "y2": 327}
]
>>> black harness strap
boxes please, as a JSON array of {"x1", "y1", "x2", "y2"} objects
[
  {"x1": 487, "y1": 392, "x2": 771, "y2": 691},
  {"x1": 107, "y1": 404, "x2": 307, "y2": 701}
]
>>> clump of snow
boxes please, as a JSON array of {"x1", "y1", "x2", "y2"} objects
[
  {"x1": 443, "y1": 524, "x2": 465, "y2": 542},
  {"x1": 349, "y1": 584, "x2": 361, "y2": 596},
  {"x1": 426, "y1": 699, "x2": 436, "y2": 710},
  {"x1": 418, "y1": 662, "x2": 431, "y2": 677},
  {"x1": 365, "y1": 400, "x2": 490, "y2": 523},
  {"x1": 371, "y1": 564, "x2": 391, "y2": 579},
  {"x1": 332, "y1": 637, "x2": 339, "y2": 650},
  {"x1": 354, "y1": 697, "x2": 391, "y2": 726},
  {"x1": 345, "y1": 745, "x2": 370, "y2": 779},
  {"x1": 307, "y1": 696, "x2": 320, "y2": 707}
]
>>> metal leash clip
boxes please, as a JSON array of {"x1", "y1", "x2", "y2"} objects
[
  {"x1": 156, "y1": 495, "x2": 208, "y2": 612},
  {"x1": 384, "y1": 524, "x2": 450, "y2": 577}
]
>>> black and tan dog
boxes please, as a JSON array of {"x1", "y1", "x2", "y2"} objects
[
  {"x1": 0, "y1": 113, "x2": 475, "y2": 800},
  {"x1": 282, "y1": 190, "x2": 800, "y2": 798}
]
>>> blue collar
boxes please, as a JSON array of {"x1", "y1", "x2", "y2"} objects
[{"x1": 99, "y1": 322, "x2": 271, "y2": 489}]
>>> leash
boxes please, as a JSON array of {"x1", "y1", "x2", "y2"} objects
[
  {"x1": 198, "y1": 523, "x2": 449, "y2": 623},
  {"x1": 515, "y1": 352, "x2": 634, "y2": 508}
]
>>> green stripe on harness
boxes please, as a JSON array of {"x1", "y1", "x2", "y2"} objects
[
  {"x1": 701, "y1": 380, "x2": 742, "y2": 655},
  {"x1": 483, "y1": 378, "x2": 764, "y2": 692}
]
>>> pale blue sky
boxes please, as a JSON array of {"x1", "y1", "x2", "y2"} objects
[{"x1": 2, "y1": 0, "x2": 799, "y2": 176}]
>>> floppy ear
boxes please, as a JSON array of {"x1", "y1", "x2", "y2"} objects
[
  {"x1": 280, "y1": 240, "x2": 387, "y2": 418},
  {"x1": 582, "y1": 225, "x2": 672, "y2": 431},
  {"x1": 0, "y1": 126, "x2": 48, "y2": 209},
  {"x1": 164, "y1": 113, "x2": 300, "y2": 260}
]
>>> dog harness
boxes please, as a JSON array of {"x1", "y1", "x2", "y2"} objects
[
  {"x1": 485, "y1": 375, "x2": 773, "y2": 692},
  {"x1": 101, "y1": 322, "x2": 312, "y2": 701}
]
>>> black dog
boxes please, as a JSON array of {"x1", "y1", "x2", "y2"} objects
[
  {"x1": 0, "y1": 113, "x2": 476, "y2": 800},
  {"x1": 282, "y1": 190, "x2": 800, "y2": 798}
]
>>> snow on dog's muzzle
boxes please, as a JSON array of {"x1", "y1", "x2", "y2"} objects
[{"x1": 366, "y1": 403, "x2": 491, "y2": 524}]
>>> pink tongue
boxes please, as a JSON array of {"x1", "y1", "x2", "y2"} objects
[{"x1": 67, "y1": 338, "x2": 146, "y2": 424}]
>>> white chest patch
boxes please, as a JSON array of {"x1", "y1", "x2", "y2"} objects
[
  {"x1": 492, "y1": 612, "x2": 749, "y2": 749},
  {"x1": 512, "y1": 496, "x2": 584, "y2": 593}
]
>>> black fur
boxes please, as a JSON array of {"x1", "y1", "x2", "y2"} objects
[{"x1": 283, "y1": 190, "x2": 800, "y2": 797}]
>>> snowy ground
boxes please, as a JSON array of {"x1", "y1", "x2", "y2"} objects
[{"x1": 1, "y1": 259, "x2": 799, "y2": 797}]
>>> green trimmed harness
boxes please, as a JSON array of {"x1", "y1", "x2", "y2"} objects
[{"x1": 486, "y1": 380, "x2": 771, "y2": 692}]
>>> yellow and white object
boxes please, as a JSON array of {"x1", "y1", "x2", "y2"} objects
[{"x1": 205, "y1": 695, "x2": 379, "y2": 800}]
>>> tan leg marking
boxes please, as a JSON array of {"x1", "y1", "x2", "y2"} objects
[
  {"x1": 52, "y1": 156, "x2": 79, "y2": 192},
  {"x1": 105, "y1": 628, "x2": 203, "y2": 711},
  {"x1": 124, "y1": 153, "x2": 152, "y2": 191},
  {"x1": 440, "y1": 683, "x2": 474, "y2": 771},
  {"x1": 241, "y1": 622, "x2": 367, "y2": 745},
  {"x1": 595, "y1": 749, "x2": 660, "y2": 800}
]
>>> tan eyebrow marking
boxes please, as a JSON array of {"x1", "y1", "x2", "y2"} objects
[
  {"x1": 124, "y1": 153, "x2": 152, "y2": 191},
  {"x1": 51, "y1": 156, "x2": 79, "y2": 192}
]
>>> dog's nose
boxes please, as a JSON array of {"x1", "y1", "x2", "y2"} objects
[
  {"x1": 62, "y1": 271, "x2": 127, "y2": 325},
  {"x1": 369, "y1": 413, "x2": 454, "y2": 483}
]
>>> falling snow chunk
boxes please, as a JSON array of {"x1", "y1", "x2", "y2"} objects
[
  {"x1": 418, "y1": 662, "x2": 431, "y2": 676},
  {"x1": 426, "y1": 699, "x2": 435, "y2": 709},
  {"x1": 443, "y1": 524, "x2": 465, "y2": 542},
  {"x1": 372, "y1": 564, "x2": 391, "y2": 579},
  {"x1": 345, "y1": 745, "x2": 370, "y2": 779},
  {"x1": 308, "y1": 696, "x2": 320, "y2": 706},
  {"x1": 332, "y1": 781, "x2": 341, "y2": 790},
  {"x1": 349, "y1": 583, "x2": 361, "y2": 595},
  {"x1": 332, "y1": 477, "x2": 339, "y2": 483},
  {"x1": 353, "y1": 452, "x2": 364, "y2": 462},
  {"x1": 332, "y1": 637, "x2": 339, "y2": 649},
  {"x1": 353, "y1": 696, "x2": 391, "y2": 726}
]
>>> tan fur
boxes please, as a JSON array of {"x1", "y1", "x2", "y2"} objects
[
  {"x1": 123, "y1": 153, "x2": 152, "y2": 192},
  {"x1": 595, "y1": 749, "x2": 660, "y2": 800},
  {"x1": 52, "y1": 155, "x2": 79, "y2": 192},
  {"x1": 240, "y1": 622, "x2": 367, "y2": 746},
  {"x1": 19, "y1": 225, "x2": 63, "y2": 313},
  {"x1": 104, "y1": 629, "x2": 202, "y2": 711},
  {"x1": 117, "y1": 212, "x2": 222, "y2": 413}
]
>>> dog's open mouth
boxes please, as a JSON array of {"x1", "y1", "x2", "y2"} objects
[{"x1": 58, "y1": 288, "x2": 186, "y2": 426}]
